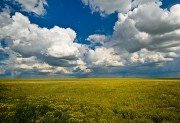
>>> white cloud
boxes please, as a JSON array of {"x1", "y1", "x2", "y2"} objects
[
  {"x1": 0, "y1": 67, "x2": 5, "y2": 74},
  {"x1": 0, "y1": 47, "x2": 90, "y2": 77},
  {"x1": 0, "y1": 12, "x2": 85, "y2": 67},
  {"x1": 82, "y1": 0, "x2": 131, "y2": 16},
  {"x1": 1, "y1": 0, "x2": 180, "y2": 77},
  {"x1": 86, "y1": 47, "x2": 123, "y2": 67},
  {"x1": 86, "y1": 34, "x2": 106, "y2": 44},
  {"x1": 84, "y1": 2, "x2": 180, "y2": 69},
  {"x1": 131, "y1": 0, "x2": 161, "y2": 8},
  {"x1": 129, "y1": 3, "x2": 180, "y2": 35},
  {"x1": 112, "y1": 3, "x2": 180, "y2": 54},
  {"x1": 82, "y1": 0, "x2": 162, "y2": 16},
  {"x1": 129, "y1": 48, "x2": 173, "y2": 64},
  {"x1": 0, "y1": 7, "x2": 12, "y2": 27},
  {"x1": 0, "y1": 47, "x2": 8, "y2": 75},
  {"x1": 15, "y1": 56, "x2": 71, "y2": 74},
  {"x1": 15, "y1": 0, "x2": 48, "y2": 15},
  {"x1": 0, "y1": 11, "x2": 92, "y2": 76}
]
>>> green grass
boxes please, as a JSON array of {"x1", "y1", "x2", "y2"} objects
[{"x1": 0, "y1": 78, "x2": 180, "y2": 123}]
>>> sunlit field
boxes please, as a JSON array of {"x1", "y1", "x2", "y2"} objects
[{"x1": 0, "y1": 78, "x2": 180, "y2": 123}]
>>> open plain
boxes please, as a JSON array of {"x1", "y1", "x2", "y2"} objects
[{"x1": 0, "y1": 78, "x2": 180, "y2": 123}]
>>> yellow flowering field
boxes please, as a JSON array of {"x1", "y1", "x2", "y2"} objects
[{"x1": 0, "y1": 78, "x2": 180, "y2": 123}]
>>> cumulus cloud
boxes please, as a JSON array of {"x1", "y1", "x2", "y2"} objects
[
  {"x1": 14, "y1": 56, "x2": 71, "y2": 74},
  {"x1": 82, "y1": 0, "x2": 131, "y2": 16},
  {"x1": 131, "y1": 0, "x2": 161, "y2": 8},
  {"x1": 129, "y1": 48, "x2": 173, "y2": 64},
  {"x1": 1, "y1": 0, "x2": 180, "y2": 77},
  {"x1": 86, "y1": 34, "x2": 107, "y2": 44},
  {"x1": 0, "y1": 47, "x2": 9, "y2": 75},
  {"x1": 82, "y1": 0, "x2": 162, "y2": 16},
  {"x1": 0, "y1": 10, "x2": 91, "y2": 77},
  {"x1": 112, "y1": 2, "x2": 180, "y2": 55},
  {"x1": 0, "y1": 12, "x2": 85, "y2": 67},
  {"x1": 0, "y1": 47, "x2": 90, "y2": 77},
  {"x1": 14, "y1": 0, "x2": 48, "y2": 15},
  {"x1": 0, "y1": 8, "x2": 12, "y2": 27},
  {"x1": 83, "y1": 1, "x2": 180, "y2": 72},
  {"x1": 84, "y1": 1, "x2": 180, "y2": 70},
  {"x1": 82, "y1": 0, "x2": 180, "y2": 68},
  {"x1": 86, "y1": 47, "x2": 123, "y2": 67},
  {"x1": 130, "y1": 3, "x2": 180, "y2": 35}
]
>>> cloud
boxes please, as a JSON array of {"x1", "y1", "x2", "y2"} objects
[
  {"x1": 0, "y1": 47, "x2": 9, "y2": 75},
  {"x1": 86, "y1": 34, "x2": 107, "y2": 44},
  {"x1": 82, "y1": 0, "x2": 180, "y2": 65},
  {"x1": 131, "y1": 0, "x2": 161, "y2": 8},
  {"x1": 0, "y1": 8, "x2": 12, "y2": 27},
  {"x1": 14, "y1": 56, "x2": 71, "y2": 74},
  {"x1": 130, "y1": 3, "x2": 180, "y2": 35},
  {"x1": 0, "y1": 12, "x2": 86, "y2": 67},
  {"x1": 86, "y1": 47, "x2": 124, "y2": 67},
  {"x1": 82, "y1": 1, "x2": 180, "y2": 67},
  {"x1": 14, "y1": 0, "x2": 48, "y2": 15},
  {"x1": 0, "y1": 48, "x2": 88, "y2": 77},
  {"x1": 83, "y1": 2, "x2": 180, "y2": 72},
  {"x1": 0, "y1": 47, "x2": 90, "y2": 77},
  {"x1": 112, "y1": 3, "x2": 180, "y2": 54},
  {"x1": 82, "y1": 0, "x2": 161, "y2": 16},
  {"x1": 129, "y1": 48, "x2": 173, "y2": 64},
  {"x1": 0, "y1": 10, "x2": 91, "y2": 77},
  {"x1": 82, "y1": 0, "x2": 131, "y2": 16},
  {"x1": 1, "y1": 0, "x2": 180, "y2": 77}
]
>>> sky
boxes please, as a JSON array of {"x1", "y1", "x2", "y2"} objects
[{"x1": 0, "y1": 0, "x2": 180, "y2": 78}]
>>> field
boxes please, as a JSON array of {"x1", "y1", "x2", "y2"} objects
[{"x1": 0, "y1": 78, "x2": 180, "y2": 123}]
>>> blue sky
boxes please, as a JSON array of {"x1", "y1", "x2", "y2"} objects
[
  {"x1": 1, "y1": 0, "x2": 118, "y2": 43},
  {"x1": 0, "y1": 0, "x2": 180, "y2": 78}
]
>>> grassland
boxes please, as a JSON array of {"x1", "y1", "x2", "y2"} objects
[{"x1": 0, "y1": 78, "x2": 180, "y2": 123}]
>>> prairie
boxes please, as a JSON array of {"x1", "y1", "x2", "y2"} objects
[{"x1": 0, "y1": 78, "x2": 180, "y2": 123}]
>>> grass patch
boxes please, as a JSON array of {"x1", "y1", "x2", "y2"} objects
[{"x1": 0, "y1": 78, "x2": 180, "y2": 122}]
